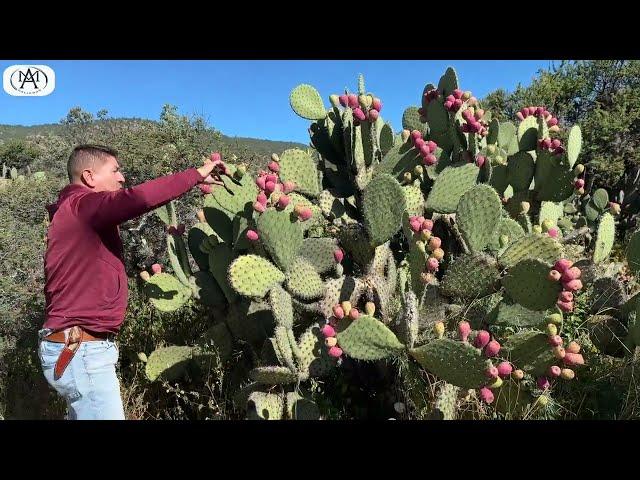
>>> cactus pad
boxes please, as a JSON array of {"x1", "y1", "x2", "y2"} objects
[
  {"x1": 567, "y1": 125, "x2": 582, "y2": 167},
  {"x1": 190, "y1": 271, "x2": 226, "y2": 308},
  {"x1": 502, "y1": 259, "x2": 561, "y2": 311},
  {"x1": 339, "y1": 224, "x2": 376, "y2": 267},
  {"x1": 299, "y1": 237, "x2": 339, "y2": 274},
  {"x1": 593, "y1": 212, "x2": 615, "y2": 263},
  {"x1": 403, "y1": 184, "x2": 425, "y2": 218},
  {"x1": 278, "y1": 148, "x2": 320, "y2": 198},
  {"x1": 517, "y1": 115, "x2": 538, "y2": 151},
  {"x1": 507, "y1": 152, "x2": 535, "y2": 191},
  {"x1": 456, "y1": 184, "x2": 502, "y2": 253},
  {"x1": 503, "y1": 330, "x2": 556, "y2": 377},
  {"x1": 286, "y1": 392, "x2": 321, "y2": 420},
  {"x1": 336, "y1": 315, "x2": 405, "y2": 361},
  {"x1": 249, "y1": 366, "x2": 298, "y2": 385},
  {"x1": 320, "y1": 276, "x2": 366, "y2": 318},
  {"x1": 441, "y1": 253, "x2": 501, "y2": 300},
  {"x1": 426, "y1": 163, "x2": 480, "y2": 213},
  {"x1": 208, "y1": 243, "x2": 238, "y2": 303},
  {"x1": 269, "y1": 284, "x2": 294, "y2": 328},
  {"x1": 228, "y1": 254, "x2": 285, "y2": 298},
  {"x1": 593, "y1": 189, "x2": 610, "y2": 211},
  {"x1": 188, "y1": 222, "x2": 214, "y2": 271},
  {"x1": 362, "y1": 173, "x2": 406, "y2": 246},
  {"x1": 247, "y1": 392, "x2": 285, "y2": 420},
  {"x1": 486, "y1": 119, "x2": 499, "y2": 145},
  {"x1": 402, "y1": 106, "x2": 426, "y2": 134},
  {"x1": 207, "y1": 168, "x2": 257, "y2": 219},
  {"x1": 433, "y1": 383, "x2": 459, "y2": 420},
  {"x1": 290, "y1": 84, "x2": 327, "y2": 121},
  {"x1": 144, "y1": 273, "x2": 192, "y2": 312},
  {"x1": 491, "y1": 300, "x2": 551, "y2": 328},
  {"x1": 374, "y1": 142, "x2": 422, "y2": 181},
  {"x1": 437, "y1": 67, "x2": 459, "y2": 97},
  {"x1": 488, "y1": 218, "x2": 525, "y2": 255},
  {"x1": 145, "y1": 346, "x2": 194, "y2": 382},
  {"x1": 256, "y1": 209, "x2": 303, "y2": 271},
  {"x1": 499, "y1": 234, "x2": 563, "y2": 268},
  {"x1": 626, "y1": 230, "x2": 640, "y2": 275},
  {"x1": 539, "y1": 202, "x2": 565, "y2": 227},
  {"x1": 296, "y1": 325, "x2": 335, "y2": 378},
  {"x1": 410, "y1": 339, "x2": 493, "y2": 389},
  {"x1": 285, "y1": 257, "x2": 325, "y2": 301}
]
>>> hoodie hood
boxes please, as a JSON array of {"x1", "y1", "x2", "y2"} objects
[{"x1": 46, "y1": 184, "x2": 88, "y2": 221}]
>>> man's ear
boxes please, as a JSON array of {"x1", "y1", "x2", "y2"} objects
[{"x1": 81, "y1": 169, "x2": 96, "y2": 188}]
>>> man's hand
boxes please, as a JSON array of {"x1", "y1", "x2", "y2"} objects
[{"x1": 197, "y1": 153, "x2": 227, "y2": 187}]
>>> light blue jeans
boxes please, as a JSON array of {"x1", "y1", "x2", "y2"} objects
[{"x1": 38, "y1": 329, "x2": 125, "y2": 420}]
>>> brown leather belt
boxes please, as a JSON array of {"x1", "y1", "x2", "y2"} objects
[{"x1": 44, "y1": 329, "x2": 113, "y2": 343}]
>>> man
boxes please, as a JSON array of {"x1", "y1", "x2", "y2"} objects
[{"x1": 38, "y1": 144, "x2": 223, "y2": 420}]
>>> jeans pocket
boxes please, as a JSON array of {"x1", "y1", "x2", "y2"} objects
[{"x1": 39, "y1": 340, "x2": 64, "y2": 369}]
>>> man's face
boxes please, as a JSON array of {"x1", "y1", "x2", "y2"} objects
[{"x1": 89, "y1": 155, "x2": 126, "y2": 192}]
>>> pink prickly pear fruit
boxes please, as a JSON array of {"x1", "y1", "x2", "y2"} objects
[
  {"x1": 332, "y1": 305, "x2": 345, "y2": 319},
  {"x1": 444, "y1": 101, "x2": 453, "y2": 110},
  {"x1": 497, "y1": 362, "x2": 513, "y2": 378},
  {"x1": 321, "y1": 325, "x2": 336, "y2": 337},
  {"x1": 428, "y1": 236, "x2": 442, "y2": 251},
  {"x1": 516, "y1": 112, "x2": 525, "y2": 121},
  {"x1": 547, "y1": 228, "x2": 559, "y2": 238},
  {"x1": 559, "y1": 291, "x2": 574, "y2": 303},
  {"x1": 548, "y1": 365, "x2": 562, "y2": 378},
  {"x1": 423, "y1": 154, "x2": 438, "y2": 166},
  {"x1": 475, "y1": 109, "x2": 485, "y2": 120},
  {"x1": 476, "y1": 155, "x2": 486, "y2": 168},
  {"x1": 458, "y1": 321, "x2": 471, "y2": 342},
  {"x1": 334, "y1": 248, "x2": 344, "y2": 264},
  {"x1": 349, "y1": 308, "x2": 360, "y2": 320},
  {"x1": 198, "y1": 184, "x2": 212, "y2": 194},
  {"x1": 537, "y1": 377, "x2": 550, "y2": 390},
  {"x1": 454, "y1": 99, "x2": 463, "y2": 109},
  {"x1": 563, "y1": 279, "x2": 583, "y2": 292},
  {"x1": 431, "y1": 248, "x2": 445, "y2": 261},
  {"x1": 347, "y1": 94, "x2": 358, "y2": 108},
  {"x1": 368, "y1": 109, "x2": 380, "y2": 121},
  {"x1": 563, "y1": 352, "x2": 585, "y2": 366},
  {"x1": 446, "y1": 95, "x2": 456, "y2": 103},
  {"x1": 468, "y1": 96, "x2": 478, "y2": 106},
  {"x1": 485, "y1": 366, "x2": 499, "y2": 379},
  {"x1": 453, "y1": 89, "x2": 463, "y2": 99},
  {"x1": 574, "y1": 178, "x2": 585, "y2": 189},
  {"x1": 277, "y1": 195, "x2": 290, "y2": 209},
  {"x1": 520, "y1": 108, "x2": 529, "y2": 118},
  {"x1": 282, "y1": 181, "x2": 296, "y2": 194},
  {"x1": 484, "y1": 340, "x2": 501, "y2": 358},
  {"x1": 474, "y1": 330, "x2": 491, "y2": 349},
  {"x1": 151, "y1": 263, "x2": 162, "y2": 275},
  {"x1": 257, "y1": 192, "x2": 268, "y2": 205},
  {"x1": 410, "y1": 218, "x2": 422, "y2": 233},
  {"x1": 353, "y1": 108, "x2": 366, "y2": 121},
  {"x1": 426, "y1": 257, "x2": 439, "y2": 272},
  {"x1": 512, "y1": 369, "x2": 525, "y2": 381},
  {"x1": 553, "y1": 346, "x2": 566, "y2": 359},
  {"x1": 266, "y1": 174, "x2": 278, "y2": 184},
  {"x1": 411, "y1": 130, "x2": 423, "y2": 142},
  {"x1": 479, "y1": 387, "x2": 495, "y2": 404},
  {"x1": 139, "y1": 271, "x2": 151, "y2": 282},
  {"x1": 548, "y1": 270, "x2": 562, "y2": 282},
  {"x1": 561, "y1": 267, "x2": 582, "y2": 282},
  {"x1": 554, "y1": 259, "x2": 573, "y2": 273},
  {"x1": 536, "y1": 106, "x2": 544, "y2": 116},
  {"x1": 422, "y1": 219, "x2": 434, "y2": 231},
  {"x1": 419, "y1": 144, "x2": 431, "y2": 157},
  {"x1": 299, "y1": 207, "x2": 313, "y2": 221},
  {"x1": 548, "y1": 117, "x2": 559, "y2": 127},
  {"x1": 372, "y1": 98, "x2": 382, "y2": 111},
  {"x1": 253, "y1": 201, "x2": 266, "y2": 213},
  {"x1": 561, "y1": 368, "x2": 575, "y2": 380},
  {"x1": 548, "y1": 335, "x2": 563, "y2": 347},
  {"x1": 546, "y1": 323, "x2": 558, "y2": 336},
  {"x1": 566, "y1": 341, "x2": 581, "y2": 354},
  {"x1": 414, "y1": 137, "x2": 426, "y2": 150},
  {"x1": 365, "y1": 302, "x2": 376, "y2": 316},
  {"x1": 246, "y1": 230, "x2": 259, "y2": 241},
  {"x1": 325, "y1": 337, "x2": 338, "y2": 347},
  {"x1": 256, "y1": 176, "x2": 267, "y2": 190},
  {"x1": 426, "y1": 140, "x2": 437, "y2": 153},
  {"x1": 339, "y1": 94, "x2": 348, "y2": 107},
  {"x1": 268, "y1": 161, "x2": 280, "y2": 173},
  {"x1": 328, "y1": 346, "x2": 343, "y2": 358}
]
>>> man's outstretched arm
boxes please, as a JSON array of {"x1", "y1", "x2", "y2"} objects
[{"x1": 77, "y1": 162, "x2": 221, "y2": 229}]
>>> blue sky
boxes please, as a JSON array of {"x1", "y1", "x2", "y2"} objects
[{"x1": 0, "y1": 60, "x2": 558, "y2": 144}]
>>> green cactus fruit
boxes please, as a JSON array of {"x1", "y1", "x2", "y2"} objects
[
  {"x1": 567, "y1": 125, "x2": 582, "y2": 168},
  {"x1": 290, "y1": 84, "x2": 327, "y2": 121},
  {"x1": 499, "y1": 234, "x2": 563, "y2": 268},
  {"x1": 426, "y1": 163, "x2": 480, "y2": 213},
  {"x1": 247, "y1": 392, "x2": 285, "y2": 420},
  {"x1": 410, "y1": 339, "x2": 493, "y2": 389},
  {"x1": 440, "y1": 254, "x2": 501, "y2": 300},
  {"x1": 507, "y1": 152, "x2": 535, "y2": 192},
  {"x1": 456, "y1": 184, "x2": 502, "y2": 253},
  {"x1": 144, "y1": 273, "x2": 192, "y2": 312},
  {"x1": 517, "y1": 115, "x2": 538, "y2": 151},
  {"x1": 188, "y1": 222, "x2": 214, "y2": 271},
  {"x1": 145, "y1": 345, "x2": 194, "y2": 382},
  {"x1": 286, "y1": 392, "x2": 321, "y2": 420},
  {"x1": 249, "y1": 366, "x2": 299, "y2": 385},
  {"x1": 278, "y1": 149, "x2": 320, "y2": 198},
  {"x1": 208, "y1": 243, "x2": 238, "y2": 304},
  {"x1": 503, "y1": 259, "x2": 562, "y2": 311},
  {"x1": 362, "y1": 173, "x2": 407, "y2": 246},
  {"x1": 626, "y1": 230, "x2": 640, "y2": 275},
  {"x1": 228, "y1": 254, "x2": 286, "y2": 298},
  {"x1": 298, "y1": 237, "x2": 339, "y2": 274},
  {"x1": 503, "y1": 330, "x2": 557, "y2": 377},
  {"x1": 488, "y1": 218, "x2": 525, "y2": 255},
  {"x1": 335, "y1": 315, "x2": 405, "y2": 361},
  {"x1": 437, "y1": 67, "x2": 459, "y2": 97},
  {"x1": 269, "y1": 284, "x2": 294, "y2": 328},
  {"x1": 593, "y1": 212, "x2": 615, "y2": 263},
  {"x1": 256, "y1": 209, "x2": 303, "y2": 272},
  {"x1": 491, "y1": 300, "x2": 553, "y2": 328},
  {"x1": 285, "y1": 257, "x2": 325, "y2": 301},
  {"x1": 190, "y1": 271, "x2": 226, "y2": 308}
]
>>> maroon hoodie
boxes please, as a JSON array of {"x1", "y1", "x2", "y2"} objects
[{"x1": 43, "y1": 167, "x2": 205, "y2": 335}]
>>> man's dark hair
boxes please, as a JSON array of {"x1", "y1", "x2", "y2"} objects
[{"x1": 67, "y1": 144, "x2": 119, "y2": 183}]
